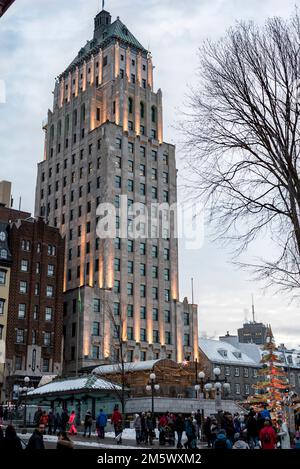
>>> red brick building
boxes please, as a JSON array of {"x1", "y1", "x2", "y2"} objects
[{"x1": 2, "y1": 214, "x2": 65, "y2": 399}]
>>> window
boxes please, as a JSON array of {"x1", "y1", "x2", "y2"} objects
[
  {"x1": 141, "y1": 351, "x2": 146, "y2": 361},
  {"x1": 128, "y1": 142, "x2": 134, "y2": 154},
  {"x1": 253, "y1": 369, "x2": 258, "y2": 378},
  {"x1": 152, "y1": 187, "x2": 158, "y2": 200},
  {"x1": 164, "y1": 310, "x2": 171, "y2": 323},
  {"x1": 163, "y1": 248, "x2": 170, "y2": 261},
  {"x1": 164, "y1": 289, "x2": 170, "y2": 302},
  {"x1": 128, "y1": 120, "x2": 134, "y2": 131},
  {"x1": 127, "y1": 350, "x2": 134, "y2": 362},
  {"x1": 245, "y1": 384, "x2": 250, "y2": 395},
  {"x1": 93, "y1": 299, "x2": 101, "y2": 313},
  {"x1": 128, "y1": 240, "x2": 134, "y2": 252},
  {"x1": 33, "y1": 305, "x2": 38, "y2": 320},
  {"x1": 71, "y1": 323, "x2": 76, "y2": 338},
  {"x1": 163, "y1": 172, "x2": 169, "y2": 184},
  {"x1": 115, "y1": 176, "x2": 122, "y2": 189},
  {"x1": 183, "y1": 312, "x2": 190, "y2": 326},
  {"x1": 127, "y1": 282, "x2": 133, "y2": 296},
  {"x1": 128, "y1": 260, "x2": 134, "y2": 274},
  {"x1": 140, "y1": 102, "x2": 145, "y2": 118},
  {"x1": 142, "y1": 78, "x2": 146, "y2": 89},
  {"x1": 103, "y1": 56, "x2": 108, "y2": 67},
  {"x1": 92, "y1": 322, "x2": 100, "y2": 336},
  {"x1": 152, "y1": 266, "x2": 158, "y2": 278},
  {"x1": 46, "y1": 285, "x2": 54, "y2": 298},
  {"x1": 131, "y1": 74, "x2": 136, "y2": 84},
  {"x1": 44, "y1": 332, "x2": 51, "y2": 346},
  {"x1": 128, "y1": 180, "x2": 134, "y2": 192},
  {"x1": 127, "y1": 327, "x2": 134, "y2": 341},
  {"x1": 152, "y1": 245, "x2": 158, "y2": 258},
  {"x1": 140, "y1": 306, "x2": 147, "y2": 319},
  {"x1": 234, "y1": 367, "x2": 240, "y2": 377},
  {"x1": 127, "y1": 304, "x2": 133, "y2": 318},
  {"x1": 140, "y1": 263, "x2": 146, "y2": 276},
  {"x1": 45, "y1": 307, "x2": 53, "y2": 322},
  {"x1": 225, "y1": 366, "x2": 230, "y2": 376},
  {"x1": 114, "y1": 280, "x2": 120, "y2": 294},
  {"x1": 116, "y1": 156, "x2": 122, "y2": 169},
  {"x1": 48, "y1": 245, "x2": 56, "y2": 256},
  {"x1": 140, "y1": 328, "x2": 146, "y2": 342},
  {"x1": 128, "y1": 97, "x2": 133, "y2": 113},
  {"x1": 16, "y1": 329, "x2": 24, "y2": 344},
  {"x1": 42, "y1": 358, "x2": 50, "y2": 373},
  {"x1": 47, "y1": 265, "x2": 54, "y2": 277},
  {"x1": 114, "y1": 303, "x2": 121, "y2": 316},
  {"x1": 116, "y1": 137, "x2": 122, "y2": 149},
  {"x1": 163, "y1": 191, "x2": 169, "y2": 203},
  {"x1": 184, "y1": 334, "x2": 190, "y2": 346},
  {"x1": 140, "y1": 183, "x2": 146, "y2": 196},
  {"x1": 0, "y1": 270, "x2": 6, "y2": 285},
  {"x1": 244, "y1": 368, "x2": 249, "y2": 378},
  {"x1": 164, "y1": 269, "x2": 170, "y2": 281},
  {"x1": 153, "y1": 308, "x2": 159, "y2": 321},
  {"x1": 19, "y1": 281, "x2": 27, "y2": 294},
  {"x1": 152, "y1": 287, "x2": 158, "y2": 300},
  {"x1": 163, "y1": 153, "x2": 169, "y2": 165},
  {"x1": 15, "y1": 356, "x2": 22, "y2": 370},
  {"x1": 0, "y1": 298, "x2": 4, "y2": 315},
  {"x1": 140, "y1": 285, "x2": 146, "y2": 298},
  {"x1": 115, "y1": 238, "x2": 121, "y2": 250},
  {"x1": 21, "y1": 240, "x2": 30, "y2": 251},
  {"x1": 165, "y1": 331, "x2": 172, "y2": 345},
  {"x1": 18, "y1": 304, "x2": 26, "y2": 319},
  {"x1": 21, "y1": 260, "x2": 29, "y2": 272},
  {"x1": 151, "y1": 106, "x2": 157, "y2": 123},
  {"x1": 140, "y1": 164, "x2": 146, "y2": 177},
  {"x1": 114, "y1": 258, "x2": 121, "y2": 272},
  {"x1": 153, "y1": 330, "x2": 159, "y2": 343},
  {"x1": 235, "y1": 383, "x2": 241, "y2": 395},
  {"x1": 92, "y1": 346, "x2": 100, "y2": 360},
  {"x1": 140, "y1": 146, "x2": 146, "y2": 158},
  {"x1": 128, "y1": 160, "x2": 134, "y2": 172}
]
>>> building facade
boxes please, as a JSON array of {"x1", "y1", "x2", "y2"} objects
[
  {"x1": 0, "y1": 0, "x2": 15, "y2": 17},
  {"x1": 2, "y1": 214, "x2": 65, "y2": 400},
  {"x1": 35, "y1": 8, "x2": 198, "y2": 373},
  {"x1": 237, "y1": 321, "x2": 268, "y2": 345}
]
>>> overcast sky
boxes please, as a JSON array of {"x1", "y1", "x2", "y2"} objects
[{"x1": 0, "y1": 0, "x2": 299, "y2": 349}]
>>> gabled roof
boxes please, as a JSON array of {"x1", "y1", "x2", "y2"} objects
[
  {"x1": 93, "y1": 359, "x2": 168, "y2": 375},
  {"x1": 27, "y1": 375, "x2": 121, "y2": 397}
]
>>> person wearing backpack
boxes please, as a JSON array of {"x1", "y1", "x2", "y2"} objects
[
  {"x1": 213, "y1": 429, "x2": 232, "y2": 449},
  {"x1": 259, "y1": 419, "x2": 277, "y2": 449}
]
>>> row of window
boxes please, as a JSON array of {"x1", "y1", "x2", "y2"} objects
[
  {"x1": 115, "y1": 177, "x2": 169, "y2": 202},
  {"x1": 16, "y1": 329, "x2": 52, "y2": 346},
  {"x1": 20, "y1": 260, "x2": 55, "y2": 277},
  {"x1": 218, "y1": 365, "x2": 258, "y2": 378},
  {"x1": 113, "y1": 281, "x2": 171, "y2": 301},
  {"x1": 14, "y1": 355, "x2": 50, "y2": 372},
  {"x1": 17, "y1": 304, "x2": 54, "y2": 321},
  {"x1": 19, "y1": 281, "x2": 55, "y2": 298},
  {"x1": 20, "y1": 241, "x2": 56, "y2": 256},
  {"x1": 87, "y1": 347, "x2": 167, "y2": 362},
  {"x1": 114, "y1": 259, "x2": 170, "y2": 279}
]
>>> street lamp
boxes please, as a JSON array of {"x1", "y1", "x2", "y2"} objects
[
  {"x1": 20, "y1": 376, "x2": 30, "y2": 431},
  {"x1": 146, "y1": 372, "x2": 160, "y2": 419}
]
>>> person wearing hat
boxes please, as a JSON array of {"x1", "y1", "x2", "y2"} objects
[
  {"x1": 232, "y1": 432, "x2": 250, "y2": 449},
  {"x1": 83, "y1": 411, "x2": 93, "y2": 438}
]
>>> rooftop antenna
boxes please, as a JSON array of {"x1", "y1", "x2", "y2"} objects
[
  {"x1": 251, "y1": 294, "x2": 256, "y2": 323},
  {"x1": 102, "y1": 0, "x2": 105, "y2": 10},
  {"x1": 18, "y1": 196, "x2": 22, "y2": 211},
  {"x1": 191, "y1": 278, "x2": 194, "y2": 304}
]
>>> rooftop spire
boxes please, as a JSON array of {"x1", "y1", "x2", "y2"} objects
[
  {"x1": 94, "y1": 6, "x2": 112, "y2": 40},
  {"x1": 251, "y1": 294, "x2": 256, "y2": 323}
]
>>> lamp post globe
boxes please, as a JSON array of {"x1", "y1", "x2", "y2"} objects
[
  {"x1": 214, "y1": 382, "x2": 222, "y2": 390},
  {"x1": 146, "y1": 385, "x2": 151, "y2": 392},
  {"x1": 24, "y1": 376, "x2": 30, "y2": 385},
  {"x1": 205, "y1": 383, "x2": 212, "y2": 391},
  {"x1": 213, "y1": 367, "x2": 221, "y2": 377},
  {"x1": 154, "y1": 384, "x2": 160, "y2": 391},
  {"x1": 223, "y1": 383, "x2": 230, "y2": 392},
  {"x1": 198, "y1": 371, "x2": 205, "y2": 380},
  {"x1": 195, "y1": 384, "x2": 200, "y2": 392},
  {"x1": 149, "y1": 373, "x2": 156, "y2": 381}
]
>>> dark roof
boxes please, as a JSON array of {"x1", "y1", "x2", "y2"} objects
[{"x1": 62, "y1": 17, "x2": 147, "y2": 77}]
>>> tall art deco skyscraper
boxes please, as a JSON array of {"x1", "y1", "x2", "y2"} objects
[{"x1": 35, "y1": 7, "x2": 199, "y2": 373}]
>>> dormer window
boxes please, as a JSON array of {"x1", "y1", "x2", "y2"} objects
[
  {"x1": 218, "y1": 349, "x2": 228, "y2": 358},
  {"x1": 233, "y1": 351, "x2": 242, "y2": 359}
]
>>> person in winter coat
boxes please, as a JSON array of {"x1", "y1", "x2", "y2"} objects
[
  {"x1": 39, "y1": 411, "x2": 49, "y2": 429},
  {"x1": 3, "y1": 425, "x2": 22, "y2": 450},
  {"x1": 184, "y1": 416, "x2": 197, "y2": 449},
  {"x1": 54, "y1": 412, "x2": 62, "y2": 434},
  {"x1": 213, "y1": 429, "x2": 232, "y2": 449},
  {"x1": 232, "y1": 432, "x2": 250, "y2": 449},
  {"x1": 68, "y1": 410, "x2": 77, "y2": 436},
  {"x1": 145, "y1": 412, "x2": 154, "y2": 445},
  {"x1": 277, "y1": 420, "x2": 290, "y2": 449},
  {"x1": 111, "y1": 406, "x2": 123, "y2": 444},
  {"x1": 34, "y1": 407, "x2": 43, "y2": 426},
  {"x1": 246, "y1": 412, "x2": 259, "y2": 448},
  {"x1": 203, "y1": 416, "x2": 212, "y2": 448},
  {"x1": 195, "y1": 410, "x2": 202, "y2": 440},
  {"x1": 61, "y1": 410, "x2": 69, "y2": 432},
  {"x1": 96, "y1": 409, "x2": 108, "y2": 439},
  {"x1": 174, "y1": 414, "x2": 185, "y2": 449},
  {"x1": 259, "y1": 420, "x2": 277, "y2": 450},
  {"x1": 133, "y1": 414, "x2": 142, "y2": 445},
  {"x1": 26, "y1": 424, "x2": 46, "y2": 450},
  {"x1": 56, "y1": 432, "x2": 74, "y2": 450},
  {"x1": 83, "y1": 411, "x2": 93, "y2": 437},
  {"x1": 294, "y1": 431, "x2": 300, "y2": 449},
  {"x1": 260, "y1": 405, "x2": 271, "y2": 421},
  {"x1": 210, "y1": 418, "x2": 218, "y2": 447},
  {"x1": 47, "y1": 411, "x2": 55, "y2": 435}
]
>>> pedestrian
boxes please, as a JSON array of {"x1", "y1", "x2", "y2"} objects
[
  {"x1": 0, "y1": 403, "x2": 3, "y2": 425},
  {"x1": 61, "y1": 409, "x2": 69, "y2": 432},
  {"x1": 195, "y1": 410, "x2": 202, "y2": 440},
  {"x1": 141, "y1": 412, "x2": 147, "y2": 443},
  {"x1": 232, "y1": 432, "x2": 250, "y2": 449},
  {"x1": 39, "y1": 411, "x2": 49, "y2": 432},
  {"x1": 3, "y1": 425, "x2": 22, "y2": 450},
  {"x1": 184, "y1": 416, "x2": 197, "y2": 449},
  {"x1": 83, "y1": 411, "x2": 93, "y2": 437},
  {"x1": 56, "y1": 431, "x2": 74, "y2": 450},
  {"x1": 145, "y1": 412, "x2": 154, "y2": 446},
  {"x1": 213, "y1": 429, "x2": 232, "y2": 449},
  {"x1": 34, "y1": 407, "x2": 43, "y2": 426},
  {"x1": 246, "y1": 410, "x2": 259, "y2": 449},
  {"x1": 54, "y1": 412, "x2": 62, "y2": 434},
  {"x1": 260, "y1": 404, "x2": 271, "y2": 421},
  {"x1": 294, "y1": 431, "x2": 300, "y2": 449},
  {"x1": 68, "y1": 410, "x2": 77, "y2": 436},
  {"x1": 133, "y1": 413, "x2": 142, "y2": 445},
  {"x1": 48, "y1": 411, "x2": 55, "y2": 435},
  {"x1": 26, "y1": 423, "x2": 46, "y2": 450},
  {"x1": 174, "y1": 413, "x2": 185, "y2": 449},
  {"x1": 0, "y1": 426, "x2": 4, "y2": 450},
  {"x1": 111, "y1": 405, "x2": 123, "y2": 444},
  {"x1": 3, "y1": 406, "x2": 8, "y2": 421},
  {"x1": 259, "y1": 419, "x2": 277, "y2": 450},
  {"x1": 96, "y1": 409, "x2": 107, "y2": 439},
  {"x1": 210, "y1": 418, "x2": 218, "y2": 447},
  {"x1": 277, "y1": 418, "x2": 290, "y2": 449},
  {"x1": 203, "y1": 416, "x2": 212, "y2": 448}
]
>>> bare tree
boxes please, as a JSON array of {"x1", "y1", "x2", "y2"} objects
[{"x1": 182, "y1": 11, "x2": 300, "y2": 294}]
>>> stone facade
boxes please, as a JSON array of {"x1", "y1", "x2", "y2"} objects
[{"x1": 35, "y1": 8, "x2": 199, "y2": 373}]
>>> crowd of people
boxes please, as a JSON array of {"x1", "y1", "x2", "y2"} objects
[{"x1": 1, "y1": 402, "x2": 299, "y2": 450}]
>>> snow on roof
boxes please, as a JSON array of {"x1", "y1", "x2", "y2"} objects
[
  {"x1": 93, "y1": 359, "x2": 163, "y2": 375},
  {"x1": 199, "y1": 338, "x2": 258, "y2": 366},
  {"x1": 27, "y1": 375, "x2": 121, "y2": 396}
]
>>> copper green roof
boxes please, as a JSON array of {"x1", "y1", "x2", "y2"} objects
[{"x1": 63, "y1": 17, "x2": 147, "y2": 77}]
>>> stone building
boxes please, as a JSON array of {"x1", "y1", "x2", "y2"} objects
[
  {"x1": 237, "y1": 321, "x2": 269, "y2": 345},
  {"x1": 35, "y1": 7, "x2": 199, "y2": 373},
  {"x1": 0, "y1": 204, "x2": 65, "y2": 400}
]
